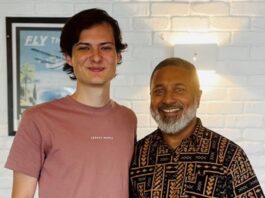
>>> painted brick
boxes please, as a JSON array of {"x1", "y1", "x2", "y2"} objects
[
  {"x1": 256, "y1": 169, "x2": 265, "y2": 184},
  {"x1": 172, "y1": 17, "x2": 209, "y2": 31},
  {"x1": 0, "y1": 18, "x2": 4, "y2": 36},
  {"x1": 0, "y1": 190, "x2": 12, "y2": 198},
  {"x1": 251, "y1": 17, "x2": 265, "y2": 30},
  {"x1": 151, "y1": 3, "x2": 189, "y2": 16},
  {"x1": 134, "y1": 74, "x2": 151, "y2": 86},
  {"x1": 191, "y1": 2, "x2": 229, "y2": 16},
  {"x1": 0, "y1": 125, "x2": 8, "y2": 137},
  {"x1": 113, "y1": 3, "x2": 149, "y2": 17},
  {"x1": 207, "y1": 102, "x2": 243, "y2": 114},
  {"x1": 201, "y1": 88, "x2": 227, "y2": 100},
  {"x1": 0, "y1": 137, "x2": 13, "y2": 149},
  {"x1": 228, "y1": 87, "x2": 265, "y2": 100},
  {"x1": 136, "y1": 114, "x2": 150, "y2": 127},
  {"x1": 232, "y1": 32, "x2": 265, "y2": 44},
  {"x1": 114, "y1": 86, "x2": 149, "y2": 100},
  {"x1": 150, "y1": 116, "x2": 157, "y2": 128},
  {"x1": 137, "y1": 127, "x2": 155, "y2": 140},
  {"x1": 0, "y1": 3, "x2": 34, "y2": 16},
  {"x1": 0, "y1": 150, "x2": 9, "y2": 163},
  {"x1": 132, "y1": 101, "x2": 150, "y2": 114},
  {"x1": 224, "y1": 61, "x2": 265, "y2": 75},
  {"x1": 117, "y1": 60, "x2": 151, "y2": 74},
  {"x1": 231, "y1": 2, "x2": 265, "y2": 16},
  {"x1": 112, "y1": 74, "x2": 134, "y2": 86},
  {"x1": 250, "y1": 46, "x2": 265, "y2": 60},
  {"x1": 210, "y1": 17, "x2": 250, "y2": 31},
  {"x1": 197, "y1": 102, "x2": 208, "y2": 114},
  {"x1": 244, "y1": 102, "x2": 265, "y2": 113},
  {"x1": 248, "y1": 155, "x2": 265, "y2": 168},
  {"x1": 0, "y1": 172, "x2": 12, "y2": 189},
  {"x1": 116, "y1": 18, "x2": 133, "y2": 31},
  {"x1": 152, "y1": 32, "x2": 174, "y2": 46},
  {"x1": 218, "y1": 46, "x2": 249, "y2": 60},
  {"x1": 243, "y1": 129, "x2": 265, "y2": 141},
  {"x1": 218, "y1": 128, "x2": 243, "y2": 142},
  {"x1": 240, "y1": 142, "x2": 264, "y2": 154},
  {"x1": 0, "y1": 96, "x2": 7, "y2": 130},
  {"x1": 197, "y1": 72, "x2": 218, "y2": 88},
  {"x1": 212, "y1": 75, "x2": 248, "y2": 87},
  {"x1": 132, "y1": 46, "x2": 172, "y2": 60},
  {"x1": 199, "y1": 115, "x2": 225, "y2": 128},
  {"x1": 41, "y1": 0, "x2": 73, "y2": 2},
  {"x1": 154, "y1": 32, "x2": 230, "y2": 46},
  {"x1": 136, "y1": 0, "x2": 170, "y2": 2},
  {"x1": 133, "y1": 17, "x2": 169, "y2": 31},
  {"x1": 35, "y1": 3, "x2": 73, "y2": 16},
  {"x1": 124, "y1": 32, "x2": 152, "y2": 45},
  {"x1": 0, "y1": 162, "x2": 12, "y2": 177},
  {"x1": 75, "y1": 3, "x2": 112, "y2": 14},
  {"x1": 225, "y1": 115, "x2": 264, "y2": 128},
  {"x1": 255, "y1": 169, "x2": 265, "y2": 189},
  {"x1": 248, "y1": 75, "x2": 265, "y2": 86}
]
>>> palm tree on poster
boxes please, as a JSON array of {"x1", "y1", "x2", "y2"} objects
[{"x1": 20, "y1": 63, "x2": 35, "y2": 106}]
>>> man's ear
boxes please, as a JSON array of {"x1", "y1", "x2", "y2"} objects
[{"x1": 65, "y1": 54, "x2": 73, "y2": 67}]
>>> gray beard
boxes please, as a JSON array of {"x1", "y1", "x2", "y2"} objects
[{"x1": 151, "y1": 102, "x2": 197, "y2": 134}]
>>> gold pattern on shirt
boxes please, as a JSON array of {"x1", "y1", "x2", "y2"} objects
[{"x1": 130, "y1": 119, "x2": 264, "y2": 198}]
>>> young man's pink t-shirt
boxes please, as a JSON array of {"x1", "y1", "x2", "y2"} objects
[{"x1": 5, "y1": 96, "x2": 137, "y2": 198}]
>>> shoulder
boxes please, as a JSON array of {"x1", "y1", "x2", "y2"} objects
[
  {"x1": 203, "y1": 125, "x2": 243, "y2": 150},
  {"x1": 22, "y1": 97, "x2": 68, "y2": 119},
  {"x1": 202, "y1": 125, "x2": 248, "y2": 165},
  {"x1": 113, "y1": 101, "x2": 137, "y2": 121},
  {"x1": 211, "y1": 129, "x2": 243, "y2": 151},
  {"x1": 114, "y1": 101, "x2": 135, "y2": 114}
]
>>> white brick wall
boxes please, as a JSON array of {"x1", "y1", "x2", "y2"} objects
[
  {"x1": 0, "y1": 0, "x2": 265, "y2": 197},
  {"x1": 191, "y1": 2, "x2": 230, "y2": 16}
]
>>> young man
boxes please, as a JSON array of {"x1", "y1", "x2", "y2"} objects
[
  {"x1": 130, "y1": 57, "x2": 264, "y2": 197},
  {"x1": 6, "y1": 9, "x2": 137, "y2": 198}
]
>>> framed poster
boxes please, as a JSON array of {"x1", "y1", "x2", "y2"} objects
[{"x1": 6, "y1": 17, "x2": 75, "y2": 135}]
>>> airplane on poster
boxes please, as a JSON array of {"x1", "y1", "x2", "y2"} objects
[{"x1": 31, "y1": 47, "x2": 65, "y2": 69}]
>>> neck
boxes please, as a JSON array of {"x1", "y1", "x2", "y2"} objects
[
  {"x1": 161, "y1": 117, "x2": 197, "y2": 150},
  {"x1": 72, "y1": 83, "x2": 111, "y2": 107}
]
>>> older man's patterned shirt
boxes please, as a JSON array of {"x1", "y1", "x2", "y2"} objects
[{"x1": 129, "y1": 119, "x2": 264, "y2": 198}]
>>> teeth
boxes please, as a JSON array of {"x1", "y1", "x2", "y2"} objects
[{"x1": 163, "y1": 108, "x2": 181, "y2": 113}]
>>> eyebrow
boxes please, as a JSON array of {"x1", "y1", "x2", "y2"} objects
[
  {"x1": 74, "y1": 42, "x2": 115, "y2": 46},
  {"x1": 151, "y1": 84, "x2": 165, "y2": 91},
  {"x1": 151, "y1": 83, "x2": 186, "y2": 90}
]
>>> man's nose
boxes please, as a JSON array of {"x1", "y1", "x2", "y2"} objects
[
  {"x1": 162, "y1": 91, "x2": 176, "y2": 104},
  {"x1": 90, "y1": 48, "x2": 102, "y2": 62}
]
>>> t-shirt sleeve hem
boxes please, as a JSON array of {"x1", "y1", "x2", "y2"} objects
[{"x1": 5, "y1": 163, "x2": 39, "y2": 179}]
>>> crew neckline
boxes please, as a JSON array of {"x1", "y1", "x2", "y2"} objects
[{"x1": 63, "y1": 95, "x2": 115, "y2": 112}]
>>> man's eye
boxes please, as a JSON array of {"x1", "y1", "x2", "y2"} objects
[
  {"x1": 153, "y1": 89, "x2": 164, "y2": 96},
  {"x1": 77, "y1": 46, "x2": 90, "y2": 50},
  {"x1": 175, "y1": 88, "x2": 185, "y2": 93},
  {"x1": 101, "y1": 46, "x2": 113, "y2": 50}
]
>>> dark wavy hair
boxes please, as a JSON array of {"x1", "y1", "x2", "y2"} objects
[{"x1": 60, "y1": 8, "x2": 127, "y2": 80}]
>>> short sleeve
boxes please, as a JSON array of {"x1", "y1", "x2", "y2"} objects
[
  {"x1": 5, "y1": 110, "x2": 43, "y2": 179},
  {"x1": 226, "y1": 147, "x2": 264, "y2": 197}
]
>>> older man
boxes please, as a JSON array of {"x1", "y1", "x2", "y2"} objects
[{"x1": 130, "y1": 57, "x2": 264, "y2": 197}]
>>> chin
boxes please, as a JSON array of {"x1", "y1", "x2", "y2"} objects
[{"x1": 151, "y1": 104, "x2": 197, "y2": 134}]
